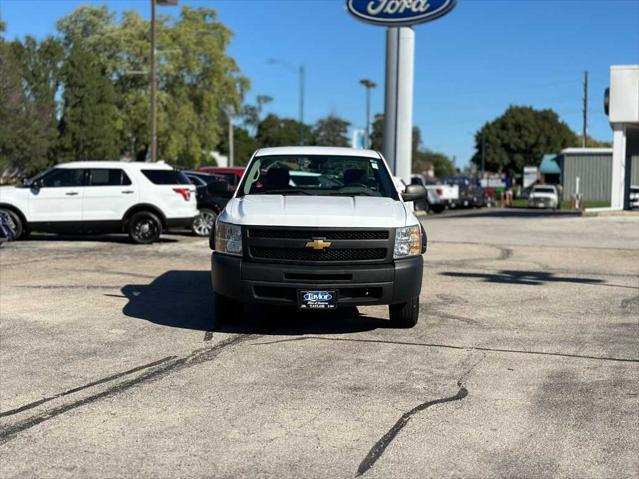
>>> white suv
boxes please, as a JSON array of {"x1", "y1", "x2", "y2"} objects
[{"x1": 0, "y1": 161, "x2": 197, "y2": 244}]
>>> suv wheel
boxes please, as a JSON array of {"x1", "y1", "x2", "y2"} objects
[
  {"x1": 0, "y1": 209, "x2": 24, "y2": 240},
  {"x1": 389, "y1": 297, "x2": 419, "y2": 328},
  {"x1": 192, "y1": 208, "x2": 217, "y2": 237},
  {"x1": 213, "y1": 292, "x2": 243, "y2": 327},
  {"x1": 128, "y1": 211, "x2": 161, "y2": 244}
]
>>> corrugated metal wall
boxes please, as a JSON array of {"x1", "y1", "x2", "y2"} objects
[{"x1": 561, "y1": 153, "x2": 612, "y2": 201}]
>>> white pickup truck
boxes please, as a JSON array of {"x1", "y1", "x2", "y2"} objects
[{"x1": 210, "y1": 146, "x2": 428, "y2": 327}]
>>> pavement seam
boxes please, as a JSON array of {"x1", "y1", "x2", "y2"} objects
[{"x1": 253, "y1": 336, "x2": 639, "y2": 363}]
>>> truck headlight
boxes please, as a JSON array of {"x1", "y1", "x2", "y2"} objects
[
  {"x1": 214, "y1": 221, "x2": 242, "y2": 256},
  {"x1": 394, "y1": 225, "x2": 421, "y2": 259}
]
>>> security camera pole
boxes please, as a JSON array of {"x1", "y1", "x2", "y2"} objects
[
  {"x1": 150, "y1": 0, "x2": 177, "y2": 163},
  {"x1": 360, "y1": 79, "x2": 376, "y2": 148}
]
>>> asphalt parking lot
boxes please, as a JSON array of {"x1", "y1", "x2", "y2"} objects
[{"x1": 1, "y1": 210, "x2": 638, "y2": 478}]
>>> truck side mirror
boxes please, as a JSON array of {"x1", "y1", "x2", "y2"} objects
[{"x1": 402, "y1": 184, "x2": 427, "y2": 202}]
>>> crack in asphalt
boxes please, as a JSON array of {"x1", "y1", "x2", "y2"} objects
[
  {"x1": 0, "y1": 334, "x2": 258, "y2": 445},
  {"x1": 253, "y1": 336, "x2": 639, "y2": 363},
  {"x1": 356, "y1": 386, "x2": 468, "y2": 476},
  {"x1": 356, "y1": 352, "x2": 485, "y2": 476}
]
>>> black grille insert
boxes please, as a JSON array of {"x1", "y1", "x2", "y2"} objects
[
  {"x1": 250, "y1": 247, "x2": 387, "y2": 262},
  {"x1": 248, "y1": 228, "x2": 388, "y2": 240}
]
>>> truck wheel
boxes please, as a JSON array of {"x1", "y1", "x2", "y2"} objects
[
  {"x1": 389, "y1": 297, "x2": 420, "y2": 328},
  {"x1": 0, "y1": 209, "x2": 24, "y2": 240},
  {"x1": 128, "y1": 211, "x2": 162, "y2": 244},
  {"x1": 213, "y1": 292, "x2": 243, "y2": 327},
  {"x1": 431, "y1": 204, "x2": 445, "y2": 214}
]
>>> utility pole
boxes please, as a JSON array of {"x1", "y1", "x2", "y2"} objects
[
  {"x1": 359, "y1": 79, "x2": 376, "y2": 149},
  {"x1": 299, "y1": 65, "x2": 305, "y2": 145},
  {"x1": 228, "y1": 113, "x2": 234, "y2": 167},
  {"x1": 481, "y1": 131, "x2": 485, "y2": 179},
  {"x1": 582, "y1": 70, "x2": 588, "y2": 148},
  {"x1": 150, "y1": 0, "x2": 157, "y2": 162}
]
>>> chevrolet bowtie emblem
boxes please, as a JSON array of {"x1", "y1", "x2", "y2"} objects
[{"x1": 305, "y1": 239, "x2": 332, "y2": 250}]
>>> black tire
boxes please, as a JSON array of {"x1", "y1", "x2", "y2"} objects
[
  {"x1": 192, "y1": 208, "x2": 217, "y2": 237},
  {"x1": 213, "y1": 292, "x2": 243, "y2": 327},
  {"x1": 389, "y1": 297, "x2": 420, "y2": 328},
  {"x1": 0, "y1": 208, "x2": 24, "y2": 240},
  {"x1": 127, "y1": 211, "x2": 162, "y2": 244},
  {"x1": 431, "y1": 204, "x2": 445, "y2": 214}
]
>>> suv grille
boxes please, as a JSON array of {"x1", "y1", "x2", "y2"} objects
[
  {"x1": 248, "y1": 228, "x2": 388, "y2": 240},
  {"x1": 250, "y1": 247, "x2": 387, "y2": 262}
]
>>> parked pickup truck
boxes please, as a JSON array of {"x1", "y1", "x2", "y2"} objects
[
  {"x1": 416, "y1": 180, "x2": 458, "y2": 214},
  {"x1": 210, "y1": 146, "x2": 428, "y2": 327}
]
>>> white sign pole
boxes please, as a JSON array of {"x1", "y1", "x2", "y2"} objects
[{"x1": 382, "y1": 26, "x2": 414, "y2": 183}]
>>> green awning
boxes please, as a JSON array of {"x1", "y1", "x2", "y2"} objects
[{"x1": 540, "y1": 154, "x2": 561, "y2": 175}]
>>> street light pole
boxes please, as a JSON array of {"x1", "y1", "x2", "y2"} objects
[
  {"x1": 268, "y1": 59, "x2": 305, "y2": 144},
  {"x1": 359, "y1": 79, "x2": 376, "y2": 148}
]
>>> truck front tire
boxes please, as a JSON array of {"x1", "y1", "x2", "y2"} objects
[{"x1": 389, "y1": 297, "x2": 420, "y2": 328}]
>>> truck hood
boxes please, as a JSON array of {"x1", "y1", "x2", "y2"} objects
[{"x1": 220, "y1": 195, "x2": 412, "y2": 228}]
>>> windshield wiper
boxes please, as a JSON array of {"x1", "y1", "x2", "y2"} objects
[
  {"x1": 329, "y1": 191, "x2": 378, "y2": 197},
  {"x1": 261, "y1": 188, "x2": 313, "y2": 196}
]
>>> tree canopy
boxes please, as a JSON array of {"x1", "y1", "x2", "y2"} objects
[{"x1": 470, "y1": 105, "x2": 609, "y2": 176}]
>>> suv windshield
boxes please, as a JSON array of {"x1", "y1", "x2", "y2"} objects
[
  {"x1": 534, "y1": 186, "x2": 556, "y2": 193},
  {"x1": 238, "y1": 155, "x2": 398, "y2": 199}
]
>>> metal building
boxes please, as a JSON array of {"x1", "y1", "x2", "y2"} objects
[{"x1": 540, "y1": 148, "x2": 639, "y2": 202}]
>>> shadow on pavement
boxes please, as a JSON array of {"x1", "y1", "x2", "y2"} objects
[
  {"x1": 428, "y1": 208, "x2": 581, "y2": 220},
  {"x1": 121, "y1": 270, "x2": 388, "y2": 334},
  {"x1": 440, "y1": 269, "x2": 604, "y2": 286}
]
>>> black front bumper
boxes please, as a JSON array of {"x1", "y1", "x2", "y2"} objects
[{"x1": 211, "y1": 253, "x2": 423, "y2": 307}]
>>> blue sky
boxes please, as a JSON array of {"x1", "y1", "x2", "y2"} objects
[{"x1": 2, "y1": 0, "x2": 639, "y2": 166}]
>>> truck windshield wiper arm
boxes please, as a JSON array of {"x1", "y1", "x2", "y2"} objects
[{"x1": 261, "y1": 188, "x2": 313, "y2": 196}]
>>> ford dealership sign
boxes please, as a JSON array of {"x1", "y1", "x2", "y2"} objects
[{"x1": 347, "y1": 0, "x2": 457, "y2": 26}]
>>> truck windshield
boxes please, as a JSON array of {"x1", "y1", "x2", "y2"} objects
[{"x1": 237, "y1": 155, "x2": 399, "y2": 199}]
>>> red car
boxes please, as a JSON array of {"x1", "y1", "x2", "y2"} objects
[{"x1": 197, "y1": 167, "x2": 245, "y2": 190}]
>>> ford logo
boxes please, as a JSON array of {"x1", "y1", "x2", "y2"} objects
[
  {"x1": 347, "y1": 0, "x2": 457, "y2": 26},
  {"x1": 304, "y1": 292, "x2": 333, "y2": 302}
]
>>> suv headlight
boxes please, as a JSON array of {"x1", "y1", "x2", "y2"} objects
[
  {"x1": 214, "y1": 221, "x2": 242, "y2": 256},
  {"x1": 394, "y1": 225, "x2": 421, "y2": 259}
]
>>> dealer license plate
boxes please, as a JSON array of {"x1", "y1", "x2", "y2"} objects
[{"x1": 298, "y1": 290, "x2": 337, "y2": 310}]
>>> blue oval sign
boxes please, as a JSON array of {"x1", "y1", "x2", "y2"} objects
[{"x1": 347, "y1": 0, "x2": 457, "y2": 26}]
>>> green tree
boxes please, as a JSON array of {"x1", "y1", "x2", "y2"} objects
[
  {"x1": 471, "y1": 106, "x2": 578, "y2": 176},
  {"x1": 413, "y1": 150, "x2": 456, "y2": 178},
  {"x1": 54, "y1": 5, "x2": 249, "y2": 166},
  {"x1": 370, "y1": 113, "x2": 384, "y2": 151},
  {"x1": 57, "y1": 44, "x2": 120, "y2": 162},
  {"x1": 312, "y1": 115, "x2": 350, "y2": 147},
  {"x1": 0, "y1": 34, "x2": 59, "y2": 176},
  {"x1": 256, "y1": 114, "x2": 314, "y2": 148}
]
